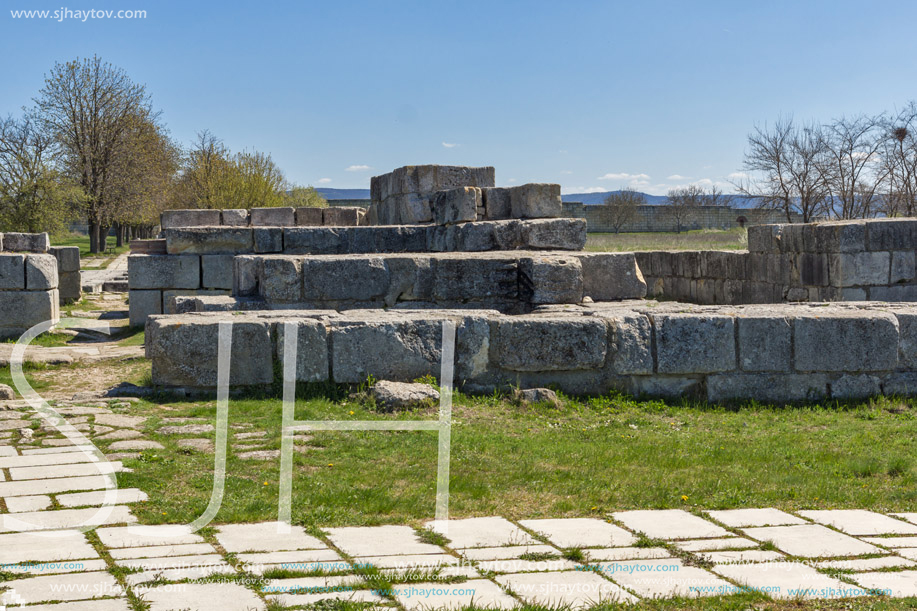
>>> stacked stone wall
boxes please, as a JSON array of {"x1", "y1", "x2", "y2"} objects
[{"x1": 0, "y1": 232, "x2": 60, "y2": 338}]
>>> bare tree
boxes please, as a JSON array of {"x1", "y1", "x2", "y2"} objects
[
  {"x1": 819, "y1": 115, "x2": 886, "y2": 219},
  {"x1": 34, "y1": 56, "x2": 153, "y2": 252},
  {"x1": 703, "y1": 184, "x2": 733, "y2": 207},
  {"x1": 602, "y1": 188, "x2": 644, "y2": 233},
  {"x1": 665, "y1": 185, "x2": 706, "y2": 232},
  {"x1": 879, "y1": 103, "x2": 917, "y2": 217}
]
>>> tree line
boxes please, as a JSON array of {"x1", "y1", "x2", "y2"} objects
[{"x1": 0, "y1": 56, "x2": 324, "y2": 253}]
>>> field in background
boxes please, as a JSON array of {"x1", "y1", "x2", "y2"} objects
[
  {"x1": 586, "y1": 228, "x2": 747, "y2": 252},
  {"x1": 52, "y1": 232, "x2": 129, "y2": 269}
]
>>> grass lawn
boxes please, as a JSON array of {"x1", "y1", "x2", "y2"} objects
[
  {"x1": 52, "y1": 232, "x2": 129, "y2": 268},
  {"x1": 586, "y1": 228, "x2": 748, "y2": 252}
]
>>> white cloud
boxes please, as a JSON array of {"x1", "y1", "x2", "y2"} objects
[
  {"x1": 317, "y1": 178, "x2": 332, "y2": 184},
  {"x1": 667, "y1": 174, "x2": 690, "y2": 180},
  {"x1": 562, "y1": 186, "x2": 606, "y2": 194},
  {"x1": 727, "y1": 172, "x2": 749, "y2": 180},
  {"x1": 560, "y1": 170, "x2": 573, "y2": 175},
  {"x1": 506, "y1": 178, "x2": 517, "y2": 184},
  {"x1": 442, "y1": 142, "x2": 459, "y2": 148},
  {"x1": 597, "y1": 172, "x2": 651, "y2": 181},
  {"x1": 345, "y1": 165, "x2": 371, "y2": 172}
]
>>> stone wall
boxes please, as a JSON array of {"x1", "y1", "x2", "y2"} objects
[
  {"x1": 49, "y1": 246, "x2": 81, "y2": 304},
  {"x1": 145, "y1": 302, "x2": 917, "y2": 402},
  {"x1": 638, "y1": 218, "x2": 917, "y2": 305},
  {"x1": 562, "y1": 203, "x2": 803, "y2": 233},
  {"x1": 160, "y1": 206, "x2": 367, "y2": 229},
  {"x1": 0, "y1": 233, "x2": 60, "y2": 339}
]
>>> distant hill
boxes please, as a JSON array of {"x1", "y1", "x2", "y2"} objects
[
  {"x1": 316, "y1": 188, "x2": 371, "y2": 200},
  {"x1": 563, "y1": 190, "x2": 760, "y2": 209}
]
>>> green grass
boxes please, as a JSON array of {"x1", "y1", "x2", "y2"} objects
[
  {"x1": 102, "y1": 387, "x2": 917, "y2": 529},
  {"x1": 53, "y1": 232, "x2": 129, "y2": 268},
  {"x1": 586, "y1": 228, "x2": 747, "y2": 252}
]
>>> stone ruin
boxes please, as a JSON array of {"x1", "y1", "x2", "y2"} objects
[{"x1": 133, "y1": 165, "x2": 917, "y2": 402}]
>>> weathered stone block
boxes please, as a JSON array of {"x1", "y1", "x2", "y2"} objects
[
  {"x1": 654, "y1": 314, "x2": 736, "y2": 374},
  {"x1": 482, "y1": 188, "x2": 512, "y2": 220},
  {"x1": 707, "y1": 374, "x2": 828, "y2": 403},
  {"x1": 165, "y1": 228, "x2": 254, "y2": 255},
  {"x1": 330, "y1": 318, "x2": 443, "y2": 383},
  {"x1": 283, "y1": 227, "x2": 345, "y2": 255},
  {"x1": 427, "y1": 223, "x2": 497, "y2": 252},
  {"x1": 810, "y1": 221, "x2": 866, "y2": 253},
  {"x1": 432, "y1": 257, "x2": 517, "y2": 302},
  {"x1": 607, "y1": 314, "x2": 653, "y2": 375},
  {"x1": 162, "y1": 289, "x2": 231, "y2": 314},
  {"x1": 519, "y1": 256, "x2": 583, "y2": 304},
  {"x1": 629, "y1": 376, "x2": 703, "y2": 399},
  {"x1": 521, "y1": 219, "x2": 588, "y2": 250},
  {"x1": 371, "y1": 226, "x2": 428, "y2": 253},
  {"x1": 382, "y1": 255, "x2": 433, "y2": 305},
  {"x1": 202, "y1": 255, "x2": 235, "y2": 289},
  {"x1": 841, "y1": 287, "x2": 867, "y2": 300},
  {"x1": 50, "y1": 246, "x2": 80, "y2": 273},
  {"x1": 869, "y1": 284, "x2": 917, "y2": 301},
  {"x1": 891, "y1": 251, "x2": 916, "y2": 284},
  {"x1": 129, "y1": 290, "x2": 162, "y2": 327},
  {"x1": 432, "y1": 187, "x2": 481, "y2": 225},
  {"x1": 233, "y1": 256, "x2": 262, "y2": 297},
  {"x1": 323, "y1": 207, "x2": 365, "y2": 227},
  {"x1": 0, "y1": 289, "x2": 58, "y2": 337},
  {"x1": 866, "y1": 218, "x2": 917, "y2": 251},
  {"x1": 798, "y1": 253, "x2": 829, "y2": 286},
  {"x1": 128, "y1": 255, "x2": 200, "y2": 290},
  {"x1": 832, "y1": 374, "x2": 882, "y2": 399},
  {"x1": 295, "y1": 207, "x2": 324, "y2": 226},
  {"x1": 221, "y1": 209, "x2": 249, "y2": 226},
  {"x1": 253, "y1": 227, "x2": 283, "y2": 253},
  {"x1": 747, "y1": 225, "x2": 780, "y2": 253},
  {"x1": 161, "y1": 209, "x2": 221, "y2": 229},
  {"x1": 261, "y1": 258, "x2": 302, "y2": 302},
  {"x1": 147, "y1": 317, "x2": 274, "y2": 387},
  {"x1": 3, "y1": 232, "x2": 49, "y2": 253},
  {"x1": 492, "y1": 317, "x2": 607, "y2": 371},
  {"x1": 509, "y1": 183, "x2": 562, "y2": 219},
  {"x1": 385, "y1": 194, "x2": 431, "y2": 224},
  {"x1": 794, "y1": 312, "x2": 898, "y2": 372},
  {"x1": 302, "y1": 257, "x2": 389, "y2": 301},
  {"x1": 883, "y1": 372, "x2": 917, "y2": 396},
  {"x1": 25, "y1": 254, "x2": 58, "y2": 290},
  {"x1": 578, "y1": 253, "x2": 647, "y2": 301},
  {"x1": 250, "y1": 207, "x2": 294, "y2": 226},
  {"x1": 58, "y1": 271, "x2": 81, "y2": 304},
  {"x1": 829, "y1": 252, "x2": 890, "y2": 287},
  {"x1": 737, "y1": 315, "x2": 791, "y2": 371},
  {"x1": 276, "y1": 320, "x2": 329, "y2": 382},
  {"x1": 0, "y1": 254, "x2": 25, "y2": 289}
]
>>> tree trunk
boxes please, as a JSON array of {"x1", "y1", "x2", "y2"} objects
[
  {"x1": 99, "y1": 224, "x2": 111, "y2": 252},
  {"x1": 115, "y1": 223, "x2": 124, "y2": 248},
  {"x1": 88, "y1": 220, "x2": 100, "y2": 254}
]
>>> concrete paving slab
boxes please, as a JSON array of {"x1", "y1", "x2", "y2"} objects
[
  {"x1": 9, "y1": 461, "x2": 121, "y2": 480},
  {"x1": 613, "y1": 509, "x2": 730, "y2": 540},
  {"x1": 236, "y1": 549, "x2": 342, "y2": 566},
  {"x1": 354, "y1": 553, "x2": 461, "y2": 570},
  {"x1": 519, "y1": 518, "x2": 637, "y2": 548},
  {"x1": 497, "y1": 570, "x2": 637, "y2": 607},
  {"x1": 428, "y1": 517, "x2": 538, "y2": 548},
  {"x1": 0, "y1": 558, "x2": 108, "y2": 575},
  {"x1": 714, "y1": 561, "x2": 871, "y2": 599},
  {"x1": 893, "y1": 548, "x2": 917, "y2": 561},
  {"x1": 265, "y1": 588, "x2": 384, "y2": 608},
  {"x1": 327, "y1": 524, "x2": 444, "y2": 556},
  {"x1": 583, "y1": 547, "x2": 671, "y2": 561},
  {"x1": 108, "y1": 543, "x2": 218, "y2": 560},
  {"x1": 0, "y1": 446, "x2": 17, "y2": 457},
  {"x1": 815, "y1": 556, "x2": 916, "y2": 571},
  {"x1": 125, "y1": 564, "x2": 237, "y2": 585},
  {"x1": 0, "y1": 474, "x2": 111, "y2": 497},
  {"x1": 5, "y1": 494, "x2": 52, "y2": 512},
  {"x1": 93, "y1": 414, "x2": 147, "y2": 428},
  {"x1": 477, "y1": 558, "x2": 579, "y2": 573},
  {"x1": 0, "y1": 530, "x2": 98, "y2": 564},
  {"x1": 862, "y1": 536, "x2": 917, "y2": 548},
  {"x1": 216, "y1": 521, "x2": 326, "y2": 553},
  {"x1": 459, "y1": 545, "x2": 559, "y2": 561},
  {"x1": 597, "y1": 558, "x2": 731, "y2": 598},
  {"x1": 676, "y1": 537, "x2": 757, "y2": 551},
  {"x1": 96, "y1": 524, "x2": 204, "y2": 547},
  {"x1": 798, "y1": 510, "x2": 917, "y2": 536},
  {"x1": 0, "y1": 571, "x2": 122, "y2": 604},
  {"x1": 137, "y1": 583, "x2": 266, "y2": 611},
  {"x1": 702, "y1": 550, "x2": 784, "y2": 563},
  {"x1": 706, "y1": 508, "x2": 807, "y2": 528},
  {"x1": 0, "y1": 451, "x2": 97, "y2": 469},
  {"x1": 393, "y1": 578, "x2": 519, "y2": 610},
  {"x1": 0, "y1": 505, "x2": 135, "y2": 532},
  {"x1": 56, "y1": 488, "x2": 148, "y2": 507},
  {"x1": 115, "y1": 553, "x2": 228, "y2": 571},
  {"x1": 20, "y1": 446, "x2": 96, "y2": 455},
  {"x1": 741, "y1": 524, "x2": 883, "y2": 558},
  {"x1": 852, "y1": 570, "x2": 917, "y2": 597},
  {"x1": 9, "y1": 600, "x2": 130, "y2": 611}
]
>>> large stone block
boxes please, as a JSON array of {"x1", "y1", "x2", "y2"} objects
[
  {"x1": 707, "y1": 373, "x2": 828, "y2": 403},
  {"x1": 250, "y1": 207, "x2": 294, "y2": 226},
  {"x1": 519, "y1": 256, "x2": 583, "y2": 304},
  {"x1": 295, "y1": 207, "x2": 324, "y2": 226},
  {"x1": 283, "y1": 227, "x2": 345, "y2": 255},
  {"x1": 432, "y1": 257, "x2": 518, "y2": 302},
  {"x1": 161, "y1": 209, "x2": 221, "y2": 229},
  {"x1": 578, "y1": 253, "x2": 647, "y2": 301},
  {"x1": 482, "y1": 188, "x2": 512, "y2": 220},
  {"x1": 162, "y1": 289, "x2": 231, "y2": 314},
  {"x1": 491, "y1": 316, "x2": 607, "y2": 371},
  {"x1": 747, "y1": 225, "x2": 779, "y2": 253},
  {"x1": 129, "y1": 290, "x2": 161, "y2": 327},
  {"x1": 375, "y1": 165, "x2": 495, "y2": 200},
  {"x1": 869, "y1": 284, "x2": 917, "y2": 301},
  {"x1": 58, "y1": 271, "x2": 82, "y2": 304},
  {"x1": 829, "y1": 252, "x2": 890, "y2": 287},
  {"x1": 891, "y1": 251, "x2": 916, "y2": 284},
  {"x1": 737, "y1": 315, "x2": 792, "y2": 371},
  {"x1": 233, "y1": 256, "x2": 262, "y2": 297},
  {"x1": 832, "y1": 374, "x2": 882, "y2": 399},
  {"x1": 276, "y1": 320, "x2": 330, "y2": 382},
  {"x1": 331, "y1": 317, "x2": 444, "y2": 383},
  {"x1": 302, "y1": 257, "x2": 389, "y2": 301},
  {"x1": 382, "y1": 255, "x2": 434, "y2": 305},
  {"x1": 50, "y1": 246, "x2": 80, "y2": 273},
  {"x1": 3, "y1": 232, "x2": 49, "y2": 253},
  {"x1": 221, "y1": 209, "x2": 249, "y2": 226},
  {"x1": 261, "y1": 258, "x2": 302, "y2": 302},
  {"x1": 128, "y1": 255, "x2": 200, "y2": 290},
  {"x1": 794, "y1": 312, "x2": 898, "y2": 372},
  {"x1": 147, "y1": 316, "x2": 274, "y2": 387},
  {"x1": 894, "y1": 312, "x2": 917, "y2": 369},
  {"x1": 25, "y1": 254, "x2": 58, "y2": 290},
  {"x1": 432, "y1": 187, "x2": 481, "y2": 225},
  {"x1": 509, "y1": 183, "x2": 562, "y2": 219},
  {"x1": 427, "y1": 223, "x2": 496, "y2": 252},
  {"x1": 385, "y1": 194, "x2": 431, "y2": 224},
  {"x1": 253, "y1": 227, "x2": 283, "y2": 253},
  {"x1": 798, "y1": 253, "x2": 829, "y2": 286},
  {"x1": 0, "y1": 289, "x2": 58, "y2": 336},
  {"x1": 810, "y1": 221, "x2": 866, "y2": 253},
  {"x1": 866, "y1": 218, "x2": 917, "y2": 251},
  {"x1": 165, "y1": 228, "x2": 254, "y2": 255},
  {"x1": 521, "y1": 219, "x2": 588, "y2": 250},
  {"x1": 654, "y1": 314, "x2": 736, "y2": 374},
  {"x1": 370, "y1": 226, "x2": 428, "y2": 253},
  {"x1": 607, "y1": 314, "x2": 653, "y2": 375},
  {"x1": 202, "y1": 255, "x2": 235, "y2": 289},
  {"x1": 323, "y1": 207, "x2": 365, "y2": 227},
  {"x1": 630, "y1": 376, "x2": 703, "y2": 399},
  {"x1": 0, "y1": 254, "x2": 25, "y2": 289}
]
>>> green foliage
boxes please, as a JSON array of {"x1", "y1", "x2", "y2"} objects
[{"x1": 285, "y1": 185, "x2": 328, "y2": 208}]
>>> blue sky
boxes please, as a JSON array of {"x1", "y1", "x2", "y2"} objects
[{"x1": 2, "y1": 0, "x2": 916, "y2": 195}]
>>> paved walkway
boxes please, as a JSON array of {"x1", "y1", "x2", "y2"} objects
[
  {"x1": 2, "y1": 399, "x2": 917, "y2": 609},
  {"x1": 81, "y1": 252, "x2": 128, "y2": 293}
]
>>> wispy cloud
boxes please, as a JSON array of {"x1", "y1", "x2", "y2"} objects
[
  {"x1": 317, "y1": 178, "x2": 332, "y2": 184},
  {"x1": 345, "y1": 165, "x2": 371, "y2": 172},
  {"x1": 563, "y1": 186, "x2": 606, "y2": 194},
  {"x1": 727, "y1": 172, "x2": 749, "y2": 180},
  {"x1": 667, "y1": 174, "x2": 690, "y2": 180},
  {"x1": 597, "y1": 172, "x2": 651, "y2": 181},
  {"x1": 442, "y1": 142, "x2": 459, "y2": 148},
  {"x1": 560, "y1": 170, "x2": 573, "y2": 175}
]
